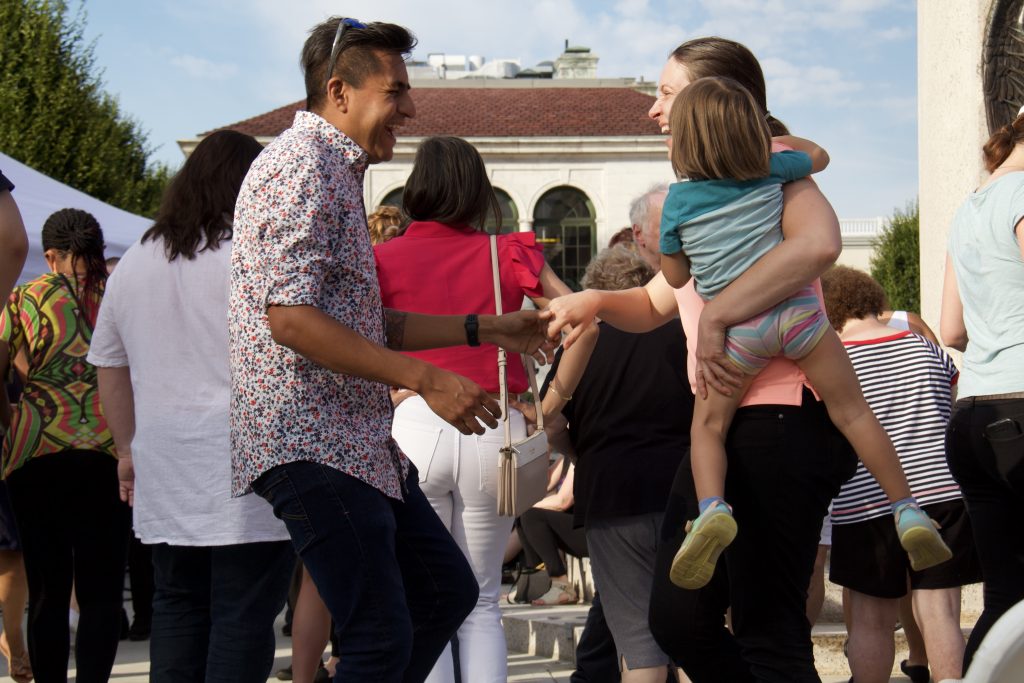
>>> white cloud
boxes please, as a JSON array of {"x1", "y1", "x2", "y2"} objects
[
  {"x1": 875, "y1": 26, "x2": 912, "y2": 41},
  {"x1": 169, "y1": 54, "x2": 239, "y2": 80},
  {"x1": 761, "y1": 57, "x2": 864, "y2": 107}
]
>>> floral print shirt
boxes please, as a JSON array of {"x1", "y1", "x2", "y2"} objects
[{"x1": 229, "y1": 111, "x2": 408, "y2": 499}]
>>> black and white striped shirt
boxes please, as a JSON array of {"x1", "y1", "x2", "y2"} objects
[{"x1": 831, "y1": 331, "x2": 960, "y2": 526}]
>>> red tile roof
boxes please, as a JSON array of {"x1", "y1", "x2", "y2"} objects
[{"x1": 206, "y1": 87, "x2": 660, "y2": 138}]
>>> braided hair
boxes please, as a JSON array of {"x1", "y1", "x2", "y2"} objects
[
  {"x1": 983, "y1": 111, "x2": 1024, "y2": 172},
  {"x1": 40, "y1": 208, "x2": 106, "y2": 326}
]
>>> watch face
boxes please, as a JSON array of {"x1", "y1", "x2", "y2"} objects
[{"x1": 984, "y1": 0, "x2": 1024, "y2": 133}]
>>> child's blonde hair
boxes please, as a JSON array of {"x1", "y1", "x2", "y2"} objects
[{"x1": 669, "y1": 76, "x2": 770, "y2": 181}]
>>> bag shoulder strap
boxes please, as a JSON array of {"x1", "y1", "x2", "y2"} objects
[{"x1": 489, "y1": 235, "x2": 544, "y2": 448}]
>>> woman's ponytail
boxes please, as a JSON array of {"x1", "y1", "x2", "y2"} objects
[{"x1": 983, "y1": 113, "x2": 1024, "y2": 172}]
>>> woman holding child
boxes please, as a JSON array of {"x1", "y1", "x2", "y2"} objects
[{"x1": 546, "y1": 37, "x2": 865, "y2": 682}]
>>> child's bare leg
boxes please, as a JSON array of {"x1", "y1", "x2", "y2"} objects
[
  {"x1": 690, "y1": 376, "x2": 752, "y2": 504},
  {"x1": 795, "y1": 329, "x2": 951, "y2": 571},
  {"x1": 794, "y1": 329, "x2": 911, "y2": 502},
  {"x1": 672, "y1": 373, "x2": 755, "y2": 590}
]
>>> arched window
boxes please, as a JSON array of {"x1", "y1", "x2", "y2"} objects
[
  {"x1": 532, "y1": 187, "x2": 596, "y2": 290},
  {"x1": 380, "y1": 187, "x2": 404, "y2": 210},
  {"x1": 484, "y1": 188, "x2": 519, "y2": 234}
]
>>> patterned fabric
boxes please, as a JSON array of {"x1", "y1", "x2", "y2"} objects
[
  {"x1": 723, "y1": 283, "x2": 830, "y2": 374},
  {"x1": 229, "y1": 111, "x2": 408, "y2": 499},
  {"x1": 0, "y1": 273, "x2": 114, "y2": 477}
]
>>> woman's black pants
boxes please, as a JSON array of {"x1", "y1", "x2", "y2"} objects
[
  {"x1": 648, "y1": 394, "x2": 856, "y2": 683},
  {"x1": 8, "y1": 450, "x2": 131, "y2": 683}
]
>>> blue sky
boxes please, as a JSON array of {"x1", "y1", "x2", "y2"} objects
[{"x1": 81, "y1": 0, "x2": 917, "y2": 218}]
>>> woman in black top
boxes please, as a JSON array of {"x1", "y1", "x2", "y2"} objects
[{"x1": 536, "y1": 245, "x2": 694, "y2": 680}]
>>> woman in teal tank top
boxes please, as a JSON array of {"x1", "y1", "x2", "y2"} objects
[{"x1": 941, "y1": 106, "x2": 1024, "y2": 674}]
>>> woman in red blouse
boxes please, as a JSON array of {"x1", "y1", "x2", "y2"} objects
[{"x1": 375, "y1": 136, "x2": 571, "y2": 683}]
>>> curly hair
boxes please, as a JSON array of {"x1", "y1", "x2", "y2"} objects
[
  {"x1": 367, "y1": 205, "x2": 405, "y2": 245},
  {"x1": 581, "y1": 245, "x2": 655, "y2": 291},
  {"x1": 820, "y1": 265, "x2": 889, "y2": 331}
]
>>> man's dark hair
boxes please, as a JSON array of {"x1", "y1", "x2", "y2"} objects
[
  {"x1": 402, "y1": 136, "x2": 501, "y2": 230},
  {"x1": 301, "y1": 18, "x2": 417, "y2": 111},
  {"x1": 143, "y1": 130, "x2": 264, "y2": 261}
]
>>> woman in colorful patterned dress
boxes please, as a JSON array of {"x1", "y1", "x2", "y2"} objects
[{"x1": 0, "y1": 208, "x2": 130, "y2": 683}]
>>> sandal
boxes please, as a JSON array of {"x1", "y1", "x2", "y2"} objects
[
  {"x1": 530, "y1": 580, "x2": 577, "y2": 606},
  {"x1": 900, "y1": 659, "x2": 930, "y2": 683},
  {"x1": 0, "y1": 630, "x2": 33, "y2": 683}
]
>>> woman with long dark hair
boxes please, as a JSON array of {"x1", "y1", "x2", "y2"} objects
[
  {"x1": 0, "y1": 207, "x2": 129, "y2": 682},
  {"x1": 374, "y1": 136, "x2": 572, "y2": 683},
  {"x1": 87, "y1": 130, "x2": 294, "y2": 683}
]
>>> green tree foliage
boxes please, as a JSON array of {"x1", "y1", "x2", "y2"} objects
[
  {"x1": 0, "y1": 0, "x2": 169, "y2": 216},
  {"x1": 870, "y1": 201, "x2": 920, "y2": 312}
]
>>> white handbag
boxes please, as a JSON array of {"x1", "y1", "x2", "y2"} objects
[{"x1": 490, "y1": 235, "x2": 550, "y2": 517}]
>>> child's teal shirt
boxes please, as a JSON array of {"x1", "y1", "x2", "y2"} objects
[{"x1": 659, "y1": 150, "x2": 812, "y2": 299}]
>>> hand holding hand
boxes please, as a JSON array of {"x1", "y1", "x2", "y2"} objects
[
  {"x1": 545, "y1": 291, "x2": 601, "y2": 348},
  {"x1": 488, "y1": 309, "x2": 557, "y2": 365}
]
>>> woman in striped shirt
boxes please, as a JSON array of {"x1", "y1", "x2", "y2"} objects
[{"x1": 822, "y1": 265, "x2": 980, "y2": 683}]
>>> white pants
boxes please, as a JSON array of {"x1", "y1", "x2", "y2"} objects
[{"x1": 392, "y1": 395, "x2": 523, "y2": 683}]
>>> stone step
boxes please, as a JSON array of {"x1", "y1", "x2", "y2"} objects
[
  {"x1": 566, "y1": 554, "x2": 984, "y2": 625},
  {"x1": 502, "y1": 601, "x2": 978, "y2": 677}
]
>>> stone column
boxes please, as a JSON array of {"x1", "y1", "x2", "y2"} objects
[{"x1": 917, "y1": 1, "x2": 991, "y2": 330}]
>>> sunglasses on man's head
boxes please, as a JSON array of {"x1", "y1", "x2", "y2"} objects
[{"x1": 326, "y1": 17, "x2": 367, "y2": 89}]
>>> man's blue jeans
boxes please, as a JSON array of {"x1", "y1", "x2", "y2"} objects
[
  {"x1": 253, "y1": 461, "x2": 478, "y2": 682},
  {"x1": 149, "y1": 540, "x2": 294, "y2": 683}
]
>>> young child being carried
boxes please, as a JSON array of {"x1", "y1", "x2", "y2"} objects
[{"x1": 659, "y1": 76, "x2": 951, "y2": 589}]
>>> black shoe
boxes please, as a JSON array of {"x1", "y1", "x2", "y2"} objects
[
  {"x1": 275, "y1": 665, "x2": 293, "y2": 681},
  {"x1": 128, "y1": 617, "x2": 151, "y2": 641},
  {"x1": 900, "y1": 660, "x2": 930, "y2": 683}
]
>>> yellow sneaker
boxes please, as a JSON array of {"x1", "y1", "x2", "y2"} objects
[{"x1": 669, "y1": 503, "x2": 737, "y2": 590}]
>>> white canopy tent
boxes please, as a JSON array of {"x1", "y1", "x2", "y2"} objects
[{"x1": 1, "y1": 151, "x2": 152, "y2": 283}]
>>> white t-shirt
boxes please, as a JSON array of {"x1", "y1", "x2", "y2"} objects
[{"x1": 88, "y1": 237, "x2": 287, "y2": 546}]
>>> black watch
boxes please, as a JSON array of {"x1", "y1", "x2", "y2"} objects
[{"x1": 465, "y1": 314, "x2": 481, "y2": 347}]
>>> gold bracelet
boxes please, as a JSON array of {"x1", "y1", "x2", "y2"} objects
[{"x1": 549, "y1": 379, "x2": 572, "y2": 402}]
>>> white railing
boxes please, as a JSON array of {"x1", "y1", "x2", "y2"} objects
[{"x1": 839, "y1": 217, "x2": 886, "y2": 237}]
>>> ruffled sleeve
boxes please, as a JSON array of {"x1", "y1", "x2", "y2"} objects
[{"x1": 499, "y1": 232, "x2": 546, "y2": 299}]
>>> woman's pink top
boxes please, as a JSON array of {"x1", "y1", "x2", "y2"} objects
[
  {"x1": 374, "y1": 221, "x2": 546, "y2": 393},
  {"x1": 675, "y1": 279, "x2": 823, "y2": 407}
]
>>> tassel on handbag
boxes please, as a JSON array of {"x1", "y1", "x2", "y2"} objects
[{"x1": 489, "y1": 235, "x2": 550, "y2": 517}]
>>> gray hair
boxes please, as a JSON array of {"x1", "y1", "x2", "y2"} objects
[
  {"x1": 581, "y1": 245, "x2": 656, "y2": 291},
  {"x1": 628, "y1": 183, "x2": 670, "y2": 229}
]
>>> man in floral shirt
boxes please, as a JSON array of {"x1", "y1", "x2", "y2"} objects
[{"x1": 229, "y1": 17, "x2": 552, "y2": 682}]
